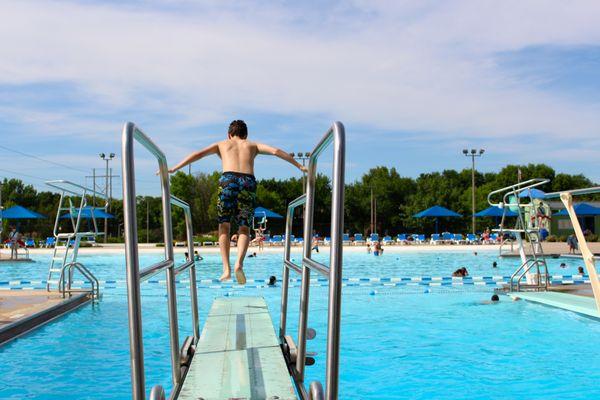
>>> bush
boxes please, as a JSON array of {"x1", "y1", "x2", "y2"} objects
[
  {"x1": 585, "y1": 234, "x2": 599, "y2": 242},
  {"x1": 546, "y1": 235, "x2": 557, "y2": 242},
  {"x1": 558, "y1": 235, "x2": 568, "y2": 242}
]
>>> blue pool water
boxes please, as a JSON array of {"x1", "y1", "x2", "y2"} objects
[{"x1": 0, "y1": 249, "x2": 598, "y2": 399}]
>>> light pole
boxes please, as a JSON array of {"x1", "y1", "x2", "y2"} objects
[
  {"x1": 290, "y1": 152, "x2": 311, "y2": 190},
  {"x1": 100, "y1": 152, "x2": 115, "y2": 243},
  {"x1": 463, "y1": 148, "x2": 485, "y2": 234}
]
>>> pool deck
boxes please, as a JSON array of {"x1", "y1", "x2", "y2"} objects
[
  {"x1": 509, "y1": 287, "x2": 600, "y2": 319},
  {"x1": 178, "y1": 296, "x2": 297, "y2": 400},
  {"x1": 0, "y1": 290, "x2": 92, "y2": 345}
]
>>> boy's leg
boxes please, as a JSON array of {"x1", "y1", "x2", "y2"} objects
[
  {"x1": 218, "y1": 222, "x2": 231, "y2": 281},
  {"x1": 234, "y1": 226, "x2": 250, "y2": 273}
]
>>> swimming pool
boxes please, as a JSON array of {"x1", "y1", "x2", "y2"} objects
[{"x1": 1, "y1": 250, "x2": 598, "y2": 399}]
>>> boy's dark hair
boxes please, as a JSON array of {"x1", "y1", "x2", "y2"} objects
[{"x1": 228, "y1": 120, "x2": 248, "y2": 139}]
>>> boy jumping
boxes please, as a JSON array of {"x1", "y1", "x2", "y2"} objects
[{"x1": 167, "y1": 120, "x2": 306, "y2": 284}]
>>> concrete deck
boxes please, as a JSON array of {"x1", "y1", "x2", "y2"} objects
[
  {"x1": 178, "y1": 296, "x2": 297, "y2": 400},
  {"x1": 0, "y1": 290, "x2": 91, "y2": 345},
  {"x1": 508, "y1": 290, "x2": 600, "y2": 319}
]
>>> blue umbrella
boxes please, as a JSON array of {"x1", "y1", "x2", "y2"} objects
[
  {"x1": 555, "y1": 203, "x2": 600, "y2": 216},
  {"x1": 474, "y1": 206, "x2": 518, "y2": 218},
  {"x1": 254, "y1": 206, "x2": 283, "y2": 219},
  {"x1": 518, "y1": 188, "x2": 546, "y2": 199},
  {"x1": 60, "y1": 207, "x2": 115, "y2": 219},
  {"x1": 414, "y1": 205, "x2": 462, "y2": 233},
  {"x1": 1, "y1": 205, "x2": 47, "y2": 219}
]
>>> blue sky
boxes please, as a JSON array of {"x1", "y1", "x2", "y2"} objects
[{"x1": 1, "y1": 0, "x2": 600, "y2": 196}]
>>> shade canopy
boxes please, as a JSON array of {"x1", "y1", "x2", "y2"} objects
[
  {"x1": 60, "y1": 207, "x2": 115, "y2": 219},
  {"x1": 414, "y1": 205, "x2": 462, "y2": 218},
  {"x1": 518, "y1": 188, "x2": 546, "y2": 199},
  {"x1": 555, "y1": 203, "x2": 600, "y2": 217},
  {"x1": 254, "y1": 206, "x2": 283, "y2": 219},
  {"x1": 474, "y1": 206, "x2": 518, "y2": 218},
  {"x1": 1, "y1": 205, "x2": 47, "y2": 219}
]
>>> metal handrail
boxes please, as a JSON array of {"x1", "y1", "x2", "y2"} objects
[
  {"x1": 487, "y1": 178, "x2": 549, "y2": 207},
  {"x1": 280, "y1": 122, "x2": 345, "y2": 400},
  {"x1": 122, "y1": 122, "x2": 199, "y2": 400}
]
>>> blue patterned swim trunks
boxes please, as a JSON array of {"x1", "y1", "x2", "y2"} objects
[{"x1": 217, "y1": 171, "x2": 257, "y2": 227}]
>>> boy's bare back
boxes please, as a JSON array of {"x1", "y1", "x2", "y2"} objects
[{"x1": 217, "y1": 138, "x2": 258, "y2": 175}]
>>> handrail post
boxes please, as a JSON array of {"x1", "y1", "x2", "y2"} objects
[
  {"x1": 157, "y1": 145, "x2": 181, "y2": 386},
  {"x1": 181, "y1": 199, "x2": 200, "y2": 341},
  {"x1": 122, "y1": 122, "x2": 146, "y2": 400},
  {"x1": 325, "y1": 122, "x2": 345, "y2": 400},
  {"x1": 280, "y1": 205, "x2": 294, "y2": 339},
  {"x1": 297, "y1": 155, "x2": 316, "y2": 382}
]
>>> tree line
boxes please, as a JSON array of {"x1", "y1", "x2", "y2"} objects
[{"x1": 0, "y1": 163, "x2": 594, "y2": 242}]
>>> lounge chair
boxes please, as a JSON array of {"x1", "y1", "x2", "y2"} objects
[
  {"x1": 442, "y1": 232, "x2": 453, "y2": 243},
  {"x1": 342, "y1": 233, "x2": 352, "y2": 246},
  {"x1": 415, "y1": 234, "x2": 426, "y2": 244},
  {"x1": 382, "y1": 235, "x2": 393, "y2": 245},
  {"x1": 353, "y1": 233, "x2": 365, "y2": 245},
  {"x1": 24, "y1": 238, "x2": 36, "y2": 248},
  {"x1": 43, "y1": 237, "x2": 56, "y2": 248},
  {"x1": 396, "y1": 234, "x2": 408, "y2": 245},
  {"x1": 452, "y1": 234, "x2": 466, "y2": 244},
  {"x1": 270, "y1": 235, "x2": 283, "y2": 246},
  {"x1": 323, "y1": 236, "x2": 331, "y2": 245},
  {"x1": 368, "y1": 233, "x2": 379, "y2": 244},
  {"x1": 466, "y1": 233, "x2": 479, "y2": 244},
  {"x1": 489, "y1": 233, "x2": 499, "y2": 244},
  {"x1": 431, "y1": 234, "x2": 443, "y2": 245}
]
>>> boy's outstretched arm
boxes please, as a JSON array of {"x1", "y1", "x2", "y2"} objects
[
  {"x1": 257, "y1": 143, "x2": 307, "y2": 172},
  {"x1": 167, "y1": 143, "x2": 219, "y2": 173}
]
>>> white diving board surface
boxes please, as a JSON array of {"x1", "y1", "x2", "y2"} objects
[
  {"x1": 509, "y1": 291, "x2": 600, "y2": 319},
  {"x1": 178, "y1": 296, "x2": 297, "y2": 400}
]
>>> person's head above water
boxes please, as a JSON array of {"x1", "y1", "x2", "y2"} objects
[
  {"x1": 491, "y1": 294, "x2": 500, "y2": 302},
  {"x1": 268, "y1": 276, "x2": 276, "y2": 286},
  {"x1": 492, "y1": 261, "x2": 498, "y2": 268},
  {"x1": 578, "y1": 266, "x2": 584, "y2": 274},
  {"x1": 228, "y1": 120, "x2": 248, "y2": 139}
]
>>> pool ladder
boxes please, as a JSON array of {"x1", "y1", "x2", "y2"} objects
[
  {"x1": 488, "y1": 178, "x2": 550, "y2": 292},
  {"x1": 45, "y1": 180, "x2": 105, "y2": 299}
]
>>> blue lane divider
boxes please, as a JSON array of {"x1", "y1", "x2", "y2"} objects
[{"x1": 0, "y1": 277, "x2": 591, "y2": 290}]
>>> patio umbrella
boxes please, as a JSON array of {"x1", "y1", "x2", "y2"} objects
[
  {"x1": 518, "y1": 188, "x2": 546, "y2": 199},
  {"x1": 1, "y1": 205, "x2": 47, "y2": 219},
  {"x1": 60, "y1": 206, "x2": 115, "y2": 219},
  {"x1": 554, "y1": 203, "x2": 600, "y2": 216},
  {"x1": 414, "y1": 205, "x2": 462, "y2": 234},
  {"x1": 254, "y1": 207, "x2": 283, "y2": 219},
  {"x1": 474, "y1": 206, "x2": 518, "y2": 218},
  {"x1": 1, "y1": 205, "x2": 47, "y2": 232}
]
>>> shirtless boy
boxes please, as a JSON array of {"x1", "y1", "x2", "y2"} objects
[{"x1": 168, "y1": 120, "x2": 306, "y2": 283}]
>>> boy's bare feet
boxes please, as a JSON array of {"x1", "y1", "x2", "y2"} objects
[
  {"x1": 234, "y1": 263, "x2": 246, "y2": 285},
  {"x1": 219, "y1": 272, "x2": 231, "y2": 281}
]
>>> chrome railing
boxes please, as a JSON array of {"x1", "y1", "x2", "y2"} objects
[
  {"x1": 122, "y1": 122, "x2": 199, "y2": 400},
  {"x1": 280, "y1": 122, "x2": 345, "y2": 400}
]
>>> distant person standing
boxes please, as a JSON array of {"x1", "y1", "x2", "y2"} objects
[
  {"x1": 7, "y1": 226, "x2": 19, "y2": 260},
  {"x1": 567, "y1": 234, "x2": 578, "y2": 254}
]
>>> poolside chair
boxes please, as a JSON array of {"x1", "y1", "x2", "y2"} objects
[
  {"x1": 415, "y1": 234, "x2": 426, "y2": 244},
  {"x1": 368, "y1": 233, "x2": 379, "y2": 244},
  {"x1": 430, "y1": 233, "x2": 442, "y2": 245},
  {"x1": 353, "y1": 233, "x2": 365, "y2": 245},
  {"x1": 396, "y1": 234, "x2": 408, "y2": 245},
  {"x1": 466, "y1": 233, "x2": 479, "y2": 244},
  {"x1": 452, "y1": 234, "x2": 466, "y2": 244},
  {"x1": 442, "y1": 232, "x2": 453, "y2": 243},
  {"x1": 25, "y1": 238, "x2": 36, "y2": 248},
  {"x1": 43, "y1": 237, "x2": 56, "y2": 248},
  {"x1": 342, "y1": 233, "x2": 352, "y2": 246},
  {"x1": 270, "y1": 235, "x2": 283, "y2": 246},
  {"x1": 382, "y1": 235, "x2": 393, "y2": 245},
  {"x1": 489, "y1": 233, "x2": 499, "y2": 244},
  {"x1": 323, "y1": 237, "x2": 331, "y2": 245}
]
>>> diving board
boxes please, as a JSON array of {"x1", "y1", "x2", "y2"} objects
[
  {"x1": 509, "y1": 291, "x2": 600, "y2": 319},
  {"x1": 178, "y1": 296, "x2": 297, "y2": 400}
]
